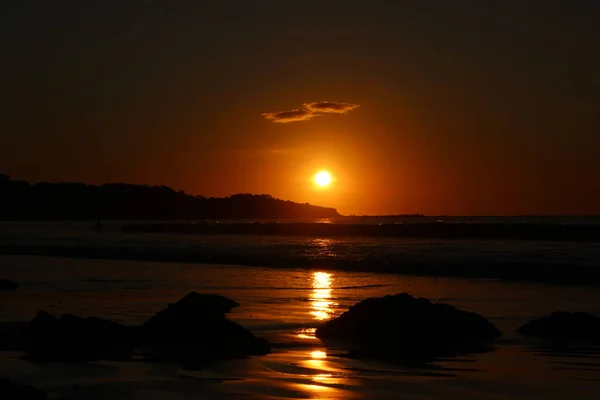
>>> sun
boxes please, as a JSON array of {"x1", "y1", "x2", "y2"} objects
[{"x1": 314, "y1": 171, "x2": 332, "y2": 187}]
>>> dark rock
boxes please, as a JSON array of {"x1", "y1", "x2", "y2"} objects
[
  {"x1": 0, "y1": 322, "x2": 28, "y2": 351},
  {"x1": 23, "y1": 311, "x2": 133, "y2": 362},
  {"x1": 316, "y1": 293, "x2": 501, "y2": 360},
  {"x1": 143, "y1": 292, "x2": 240, "y2": 326},
  {"x1": 0, "y1": 279, "x2": 18, "y2": 290},
  {"x1": 516, "y1": 312, "x2": 600, "y2": 341},
  {"x1": 137, "y1": 292, "x2": 269, "y2": 364},
  {"x1": 0, "y1": 377, "x2": 47, "y2": 400}
]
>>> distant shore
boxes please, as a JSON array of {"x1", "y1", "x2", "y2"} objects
[{"x1": 0, "y1": 175, "x2": 340, "y2": 220}]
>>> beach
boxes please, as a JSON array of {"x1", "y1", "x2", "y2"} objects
[
  {"x1": 2, "y1": 251, "x2": 600, "y2": 399},
  {"x1": 3, "y1": 1, "x2": 599, "y2": 397}
]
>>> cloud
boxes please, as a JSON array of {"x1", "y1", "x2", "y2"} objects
[
  {"x1": 303, "y1": 101, "x2": 360, "y2": 114},
  {"x1": 262, "y1": 101, "x2": 360, "y2": 123},
  {"x1": 262, "y1": 108, "x2": 314, "y2": 123}
]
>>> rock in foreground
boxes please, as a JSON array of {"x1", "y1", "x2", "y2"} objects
[
  {"x1": 143, "y1": 292, "x2": 240, "y2": 325},
  {"x1": 516, "y1": 312, "x2": 600, "y2": 341},
  {"x1": 137, "y1": 292, "x2": 270, "y2": 365},
  {"x1": 0, "y1": 377, "x2": 47, "y2": 400},
  {"x1": 0, "y1": 279, "x2": 18, "y2": 290},
  {"x1": 23, "y1": 311, "x2": 133, "y2": 362},
  {"x1": 316, "y1": 293, "x2": 501, "y2": 360}
]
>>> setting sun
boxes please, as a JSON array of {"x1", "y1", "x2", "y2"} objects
[{"x1": 314, "y1": 171, "x2": 332, "y2": 187}]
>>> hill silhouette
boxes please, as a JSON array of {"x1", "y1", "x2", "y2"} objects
[{"x1": 0, "y1": 174, "x2": 341, "y2": 220}]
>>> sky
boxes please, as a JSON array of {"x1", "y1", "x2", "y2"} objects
[{"x1": 1, "y1": 1, "x2": 599, "y2": 216}]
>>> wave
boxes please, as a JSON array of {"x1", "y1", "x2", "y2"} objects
[
  {"x1": 2, "y1": 243, "x2": 600, "y2": 285},
  {"x1": 225, "y1": 284, "x2": 393, "y2": 291},
  {"x1": 246, "y1": 322, "x2": 322, "y2": 331},
  {"x1": 122, "y1": 221, "x2": 600, "y2": 242},
  {"x1": 337, "y1": 284, "x2": 392, "y2": 289}
]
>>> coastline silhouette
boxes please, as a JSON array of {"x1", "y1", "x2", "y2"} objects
[{"x1": 0, "y1": 175, "x2": 340, "y2": 221}]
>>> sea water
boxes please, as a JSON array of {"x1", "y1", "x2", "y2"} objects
[{"x1": 1, "y1": 220, "x2": 600, "y2": 399}]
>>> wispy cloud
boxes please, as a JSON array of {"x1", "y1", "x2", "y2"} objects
[
  {"x1": 304, "y1": 102, "x2": 360, "y2": 114},
  {"x1": 263, "y1": 101, "x2": 360, "y2": 123},
  {"x1": 262, "y1": 108, "x2": 314, "y2": 123}
]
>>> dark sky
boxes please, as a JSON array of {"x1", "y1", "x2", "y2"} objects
[{"x1": 1, "y1": 1, "x2": 599, "y2": 215}]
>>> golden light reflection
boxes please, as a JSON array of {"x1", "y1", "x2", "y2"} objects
[
  {"x1": 297, "y1": 327, "x2": 318, "y2": 339},
  {"x1": 310, "y1": 350, "x2": 327, "y2": 359},
  {"x1": 305, "y1": 355, "x2": 326, "y2": 371},
  {"x1": 310, "y1": 271, "x2": 335, "y2": 320},
  {"x1": 312, "y1": 373, "x2": 334, "y2": 383},
  {"x1": 300, "y1": 383, "x2": 330, "y2": 393},
  {"x1": 311, "y1": 238, "x2": 337, "y2": 257}
]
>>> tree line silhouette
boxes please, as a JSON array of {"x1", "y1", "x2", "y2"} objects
[{"x1": 0, "y1": 174, "x2": 341, "y2": 220}]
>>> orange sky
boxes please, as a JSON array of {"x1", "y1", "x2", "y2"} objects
[{"x1": 1, "y1": 2, "x2": 599, "y2": 215}]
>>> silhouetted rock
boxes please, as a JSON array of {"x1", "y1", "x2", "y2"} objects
[
  {"x1": 516, "y1": 312, "x2": 600, "y2": 341},
  {"x1": 0, "y1": 279, "x2": 18, "y2": 290},
  {"x1": 137, "y1": 292, "x2": 270, "y2": 365},
  {"x1": 23, "y1": 311, "x2": 133, "y2": 362},
  {"x1": 316, "y1": 293, "x2": 501, "y2": 360},
  {"x1": 0, "y1": 377, "x2": 47, "y2": 400},
  {"x1": 0, "y1": 322, "x2": 28, "y2": 351},
  {"x1": 143, "y1": 292, "x2": 240, "y2": 326}
]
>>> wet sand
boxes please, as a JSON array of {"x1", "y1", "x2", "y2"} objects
[{"x1": 1, "y1": 255, "x2": 600, "y2": 399}]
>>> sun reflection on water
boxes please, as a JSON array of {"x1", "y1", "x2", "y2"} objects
[
  {"x1": 297, "y1": 327, "x2": 318, "y2": 339},
  {"x1": 310, "y1": 271, "x2": 335, "y2": 321},
  {"x1": 306, "y1": 350, "x2": 328, "y2": 371},
  {"x1": 310, "y1": 350, "x2": 327, "y2": 359},
  {"x1": 310, "y1": 238, "x2": 337, "y2": 258},
  {"x1": 313, "y1": 373, "x2": 333, "y2": 379}
]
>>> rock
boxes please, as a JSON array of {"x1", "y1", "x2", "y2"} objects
[
  {"x1": 316, "y1": 293, "x2": 501, "y2": 360},
  {"x1": 137, "y1": 292, "x2": 269, "y2": 365},
  {"x1": 0, "y1": 377, "x2": 47, "y2": 400},
  {"x1": 0, "y1": 279, "x2": 18, "y2": 290},
  {"x1": 23, "y1": 311, "x2": 133, "y2": 362},
  {"x1": 516, "y1": 312, "x2": 600, "y2": 341},
  {"x1": 0, "y1": 322, "x2": 28, "y2": 351},
  {"x1": 143, "y1": 292, "x2": 240, "y2": 327}
]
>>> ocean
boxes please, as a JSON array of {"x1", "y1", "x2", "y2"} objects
[{"x1": 1, "y1": 219, "x2": 600, "y2": 399}]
